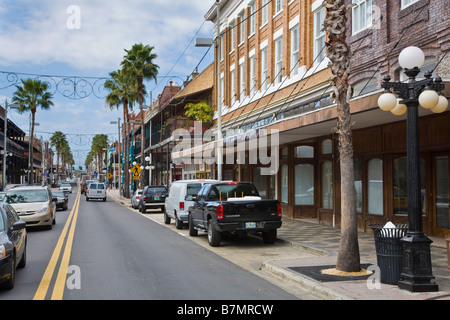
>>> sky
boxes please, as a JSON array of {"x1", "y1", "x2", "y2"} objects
[{"x1": 0, "y1": 0, "x2": 215, "y2": 168}]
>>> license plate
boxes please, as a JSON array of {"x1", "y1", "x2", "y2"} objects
[
  {"x1": 246, "y1": 222, "x2": 256, "y2": 228},
  {"x1": 155, "y1": 196, "x2": 160, "y2": 200}
]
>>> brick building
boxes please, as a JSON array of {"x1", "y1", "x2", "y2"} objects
[{"x1": 171, "y1": 0, "x2": 449, "y2": 237}]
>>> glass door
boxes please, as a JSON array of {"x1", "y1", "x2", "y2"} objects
[{"x1": 434, "y1": 154, "x2": 450, "y2": 235}]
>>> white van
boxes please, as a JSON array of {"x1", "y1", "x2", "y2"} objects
[{"x1": 164, "y1": 179, "x2": 218, "y2": 229}]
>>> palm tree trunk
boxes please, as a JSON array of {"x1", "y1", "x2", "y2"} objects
[
  {"x1": 324, "y1": 0, "x2": 360, "y2": 272},
  {"x1": 30, "y1": 110, "x2": 36, "y2": 184},
  {"x1": 123, "y1": 99, "x2": 131, "y2": 198}
]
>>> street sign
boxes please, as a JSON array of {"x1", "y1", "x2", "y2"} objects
[
  {"x1": 131, "y1": 164, "x2": 142, "y2": 176},
  {"x1": 107, "y1": 173, "x2": 113, "y2": 179},
  {"x1": 133, "y1": 175, "x2": 140, "y2": 180}
]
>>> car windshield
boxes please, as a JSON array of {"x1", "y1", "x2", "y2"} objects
[
  {"x1": 61, "y1": 184, "x2": 71, "y2": 187},
  {"x1": 146, "y1": 187, "x2": 166, "y2": 195},
  {"x1": 53, "y1": 191, "x2": 65, "y2": 197},
  {"x1": 186, "y1": 184, "x2": 202, "y2": 196},
  {"x1": 5, "y1": 189, "x2": 49, "y2": 203}
]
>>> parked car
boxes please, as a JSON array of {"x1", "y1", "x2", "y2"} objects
[
  {"x1": 164, "y1": 179, "x2": 219, "y2": 229},
  {"x1": 4, "y1": 186, "x2": 56, "y2": 229},
  {"x1": 85, "y1": 182, "x2": 106, "y2": 201},
  {"x1": 52, "y1": 190, "x2": 68, "y2": 211},
  {"x1": 59, "y1": 183, "x2": 72, "y2": 194},
  {"x1": 138, "y1": 186, "x2": 167, "y2": 213},
  {"x1": 0, "y1": 202, "x2": 27, "y2": 289},
  {"x1": 131, "y1": 189, "x2": 143, "y2": 209},
  {"x1": 188, "y1": 182, "x2": 281, "y2": 246},
  {"x1": 0, "y1": 192, "x2": 5, "y2": 201}
]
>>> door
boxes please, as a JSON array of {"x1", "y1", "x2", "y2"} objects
[{"x1": 433, "y1": 153, "x2": 450, "y2": 237}]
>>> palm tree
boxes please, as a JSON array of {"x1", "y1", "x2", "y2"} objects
[
  {"x1": 13, "y1": 79, "x2": 54, "y2": 184},
  {"x1": 50, "y1": 131, "x2": 68, "y2": 176},
  {"x1": 121, "y1": 43, "x2": 159, "y2": 186},
  {"x1": 104, "y1": 68, "x2": 139, "y2": 197},
  {"x1": 91, "y1": 134, "x2": 108, "y2": 175},
  {"x1": 324, "y1": 0, "x2": 360, "y2": 272}
]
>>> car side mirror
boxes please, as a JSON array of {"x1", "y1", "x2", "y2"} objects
[
  {"x1": 13, "y1": 220, "x2": 26, "y2": 230},
  {"x1": 191, "y1": 196, "x2": 198, "y2": 201},
  {"x1": 185, "y1": 195, "x2": 193, "y2": 201}
]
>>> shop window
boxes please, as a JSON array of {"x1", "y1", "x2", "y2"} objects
[
  {"x1": 321, "y1": 139, "x2": 332, "y2": 155},
  {"x1": 295, "y1": 145, "x2": 314, "y2": 158},
  {"x1": 281, "y1": 164, "x2": 288, "y2": 203},
  {"x1": 435, "y1": 156, "x2": 449, "y2": 229},
  {"x1": 294, "y1": 164, "x2": 314, "y2": 205},
  {"x1": 321, "y1": 160, "x2": 333, "y2": 209},
  {"x1": 354, "y1": 158, "x2": 362, "y2": 213},
  {"x1": 253, "y1": 167, "x2": 267, "y2": 199},
  {"x1": 368, "y1": 158, "x2": 383, "y2": 215},
  {"x1": 393, "y1": 156, "x2": 425, "y2": 216},
  {"x1": 280, "y1": 147, "x2": 288, "y2": 160}
]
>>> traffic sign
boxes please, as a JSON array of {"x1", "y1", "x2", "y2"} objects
[
  {"x1": 131, "y1": 164, "x2": 142, "y2": 176},
  {"x1": 107, "y1": 173, "x2": 113, "y2": 179}
]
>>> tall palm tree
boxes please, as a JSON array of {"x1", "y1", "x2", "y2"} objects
[
  {"x1": 104, "y1": 68, "x2": 139, "y2": 197},
  {"x1": 324, "y1": 0, "x2": 360, "y2": 272},
  {"x1": 50, "y1": 131, "x2": 68, "y2": 176},
  {"x1": 13, "y1": 79, "x2": 54, "y2": 184},
  {"x1": 91, "y1": 134, "x2": 108, "y2": 175},
  {"x1": 121, "y1": 43, "x2": 159, "y2": 186}
]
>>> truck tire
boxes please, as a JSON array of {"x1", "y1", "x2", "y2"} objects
[
  {"x1": 262, "y1": 229, "x2": 277, "y2": 244},
  {"x1": 188, "y1": 214, "x2": 198, "y2": 236},
  {"x1": 164, "y1": 209, "x2": 171, "y2": 224},
  {"x1": 175, "y1": 211, "x2": 183, "y2": 229},
  {"x1": 207, "y1": 219, "x2": 221, "y2": 247}
]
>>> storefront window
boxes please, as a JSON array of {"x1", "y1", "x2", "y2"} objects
[
  {"x1": 295, "y1": 146, "x2": 314, "y2": 158},
  {"x1": 321, "y1": 139, "x2": 332, "y2": 155},
  {"x1": 368, "y1": 158, "x2": 383, "y2": 215},
  {"x1": 253, "y1": 167, "x2": 267, "y2": 199},
  {"x1": 354, "y1": 159, "x2": 362, "y2": 213},
  {"x1": 294, "y1": 164, "x2": 314, "y2": 205},
  {"x1": 321, "y1": 160, "x2": 333, "y2": 209},
  {"x1": 393, "y1": 156, "x2": 425, "y2": 216},
  {"x1": 281, "y1": 164, "x2": 288, "y2": 203},
  {"x1": 435, "y1": 156, "x2": 449, "y2": 229}
]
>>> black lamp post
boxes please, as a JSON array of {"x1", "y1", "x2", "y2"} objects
[{"x1": 378, "y1": 46, "x2": 448, "y2": 292}]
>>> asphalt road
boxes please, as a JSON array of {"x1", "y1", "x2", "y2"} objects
[{"x1": 0, "y1": 186, "x2": 299, "y2": 300}]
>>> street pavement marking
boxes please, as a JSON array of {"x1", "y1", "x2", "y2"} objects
[
  {"x1": 51, "y1": 189, "x2": 80, "y2": 300},
  {"x1": 33, "y1": 190, "x2": 81, "y2": 300}
]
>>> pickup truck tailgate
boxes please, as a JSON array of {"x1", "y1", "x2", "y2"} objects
[{"x1": 224, "y1": 200, "x2": 279, "y2": 221}]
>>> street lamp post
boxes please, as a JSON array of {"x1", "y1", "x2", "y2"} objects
[
  {"x1": 110, "y1": 118, "x2": 122, "y2": 198},
  {"x1": 378, "y1": 46, "x2": 448, "y2": 292}
]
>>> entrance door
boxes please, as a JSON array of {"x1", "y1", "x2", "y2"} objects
[{"x1": 434, "y1": 154, "x2": 450, "y2": 237}]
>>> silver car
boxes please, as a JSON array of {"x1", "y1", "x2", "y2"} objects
[
  {"x1": 131, "y1": 189, "x2": 143, "y2": 209},
  {"x1": 85, "y1": 182, "x2": 106, "y2": 202},
  {"x1": 4, "y1": 186, "x2": 56, "y2": 229}
]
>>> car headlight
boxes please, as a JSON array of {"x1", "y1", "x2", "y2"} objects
[
  {"x1": 0, "y1": 245, "x2": 5, "y2": 259},
  {"x1": 39, "y1": 204, "x2": 49, "y2": 213}
]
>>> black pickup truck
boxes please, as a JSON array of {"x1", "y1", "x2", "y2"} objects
[{"x1": 188, "y1": 182, "x2": 281, "y2": 246}]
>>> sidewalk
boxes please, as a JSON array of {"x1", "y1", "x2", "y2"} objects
[{"x1": 106, "y1": 188, "x2": 450, "y2": 300}]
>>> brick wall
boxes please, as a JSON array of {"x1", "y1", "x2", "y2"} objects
[{"x1": 347, "y1": 0, "x2": 450, "y2": 87}]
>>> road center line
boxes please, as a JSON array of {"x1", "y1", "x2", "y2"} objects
[
  {"x1": 32, "y1": 190, "x2": 81, "y2": 300},
  {"x1": 51, "y1": 190, "x2": 80, "y2": 300}
]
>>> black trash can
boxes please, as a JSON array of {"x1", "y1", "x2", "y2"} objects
[{"x1": 369, "y1": 224, "x2": 408, "y2": 285}]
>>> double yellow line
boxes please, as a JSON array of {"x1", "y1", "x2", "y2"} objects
[{"x1": 33, "y1": 189, "x2": 81, "y2": 300}]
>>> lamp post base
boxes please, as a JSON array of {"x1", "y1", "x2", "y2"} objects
[{"x1": 398, "y1": 234, "x2": 439, "y2": 292}]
